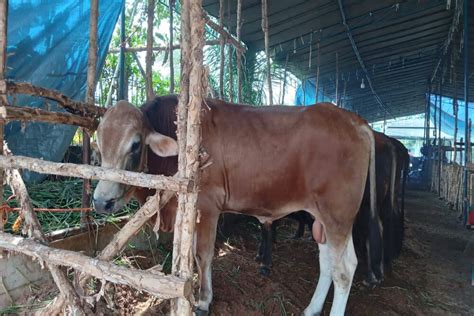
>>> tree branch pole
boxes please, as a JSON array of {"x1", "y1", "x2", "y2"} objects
[
  {"x1": 5, "y1": 80, "x2": 105, "y2": 117},
  {"x1": 0, "y1": 155, "x2": 190, "y2": 192},
  {"x1": 335, "y1": 52, "x2": 339, "y2": 106},
  {"x1": 171, "y1": 0, "x2": 190, "y2": 306},
  {"x1": 81, "y1": 0, "x2": 98, "y2": 233},
  {"x1": 203, "y1": 14, "x2": 246, "y2": 55},
  {"x1": 0, "y1": 104, "x2": 98, "y2": 130},
  {"x1": 2, "y1": 144, "x2": 87, "y2": 315},
  {"x1": 108, "y1": 40, "x2": 220, "y2": 53},
  {"x1": 169, "y1": 0, "x2": 175, "y2": 94},
  {"x1": 146, "y1": 0, "x2": 155, "y2": 101},
  {"x1": 0, "y1": 232, "x2": 192, "y2": 299},
  {"x1": 172, "y1": 0, "x2": 205, "y2": 314},
  {"x1": 236, "y1": 0, "x2": 242, "y2": 103},
  {"x1": 261, "y1": 0, "x2": 272, "y2": 104},
  {"x1": 218, "y1": 0, "x2": 225, "y2": 99}
]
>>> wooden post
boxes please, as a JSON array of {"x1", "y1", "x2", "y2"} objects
[
  {"x1": 218, "y1": 0, "x2": 225, "y2": 99},
  {"x1": 171, "y1": 0, "x2": 205, "y2": 314},
  {"x1": 82, "y1": 0, "x2": 98, "y2": 231},
  {"x1": 236, "y1": 0, "x2": 242, "y2": 103},
  {"x1": 261, "y1": 0, "x2": 272, "y2": 104},
  {"x1": 0, "y1": 0, "x2": 8, "y2": 232},
  {"x1": 169, "y1": 0, "x2": 175, "y2": 94},
  {"x1": 146, "y1": 0, "x2": 155, "y2": 101},
  {"x1": 454, "y1": 66, "x2": 458, "y2": 163},
  {"x1": 315, "y1": 42, "x2": 320, "y2": 102}
]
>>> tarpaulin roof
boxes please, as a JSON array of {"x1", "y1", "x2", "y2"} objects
[{"x1": 5, "y1": 0, "x2": 123, "y2": 182}]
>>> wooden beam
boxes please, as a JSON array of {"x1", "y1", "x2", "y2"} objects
[
  {"x1": 204, "y1": 14, "x2": 246, "y2": 54},
  {"x1": 0, "y1": 104, "x2": 98, "y2": 129},
  {"x1": 0, "y1": 232, "x2": 192, "y2": 299},
  {"x1": 146, "y1": 0, "x2": 155, "y2": 101},
  {"x1": 0, "y1": 155, "x2": 191, "y2": 193},
  {"x1": 261, "y1": 0, "x2": 273, "y2": 105}
]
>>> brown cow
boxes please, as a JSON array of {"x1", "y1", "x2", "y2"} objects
[{"x1": 93, "y1": 96, "x2": 379, "y2": 316}]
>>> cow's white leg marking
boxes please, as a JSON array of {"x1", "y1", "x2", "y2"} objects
[
  {"x1": 329, "y1": 235, "x2": 357, "y2": 316},
  {"x1": 303, "y1": 242, "x2": 332, "y2": 316},
  {"x1": 195, "y1": 214, "x2": 218, "y2": 313}
]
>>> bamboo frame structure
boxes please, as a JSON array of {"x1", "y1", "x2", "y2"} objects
[
  {"x1": 0, "y1": 0, "x2": 208, "y2": 314},
  {"x1": 169, "y1": 0, "x2": 175, "y2": 94},
  {"x1": 236, "y1": 0, "x2": 242, "y2": 103},
  {"x1": 218, "y1": 0, "x2": 225, "y2": 99}
]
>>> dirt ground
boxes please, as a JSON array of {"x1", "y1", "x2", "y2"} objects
[{"x1": 11, "y1": 188, "x2": 473, "y2": 315}]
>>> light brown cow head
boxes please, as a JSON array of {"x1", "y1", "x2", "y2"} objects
[{"x1": 93, "y1": 100, "x2": 178, "y2": 214}]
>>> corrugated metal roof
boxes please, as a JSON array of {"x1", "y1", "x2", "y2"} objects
[{"x1": 203, "y1": 0, "x2": 474, "y2": 122}]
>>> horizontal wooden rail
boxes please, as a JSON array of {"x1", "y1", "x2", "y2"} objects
[
  {"x1": 0, "y1": 232, "x2": 192, "y2": 299},
  {"x1": 108, "y1": 40, "x2": 220, "y2": 53},
  {"x1": 0, "y1": 155, "x2": 190, "y2": 192},
  {"x1": 2, "y1": 80, "x2": 106, "y2": 118},
  {"x1": 0, "y1": 104, "x2": 98, "y2": 130}
]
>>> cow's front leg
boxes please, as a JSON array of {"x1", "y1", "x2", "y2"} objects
[{"x1": 195, "y1": 212, "x2": 219, "y2": 315}]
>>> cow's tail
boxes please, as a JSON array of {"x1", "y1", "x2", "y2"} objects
[
  {"x1": 396, "y1": 150, "x2": 409, "y2": 256},
  {"x1": 385, "y1": 144, "x2": 398, "y2": 267},
  {"x1": 361, "y1": 125, "x2": 383, "y2": 284}
]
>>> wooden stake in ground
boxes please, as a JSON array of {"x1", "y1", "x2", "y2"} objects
[
  {"x1": 261, "y1": 0, "x2": 272, "y2": 104},
  {"x1": 146, "y1": 0, "x2": 155, "y2": 101}
]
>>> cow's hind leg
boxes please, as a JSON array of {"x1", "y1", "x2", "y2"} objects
[
  {"x1": 195, "y1": 213, "x2": 219, "y2": 315},
  {"x1": 304, "y1": 233, "x2": 357, "y2": 316}
]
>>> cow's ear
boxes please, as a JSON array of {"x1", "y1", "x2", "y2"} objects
[{"x1": 145, "y1": 132, "x2": 178, "y2": 157}]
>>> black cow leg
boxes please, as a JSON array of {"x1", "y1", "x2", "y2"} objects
[
  {"x1": 255, "y1": 224, "x2": 266, "y2": 263},
  {"x1": 258, "y1": 222, "x2": 273, "y2": 277},
  {"x1": 195, "y1": 308, "x2": 209, "y2": 316}
]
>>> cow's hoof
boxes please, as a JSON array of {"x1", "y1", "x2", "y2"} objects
[
  {"x1": 195, "y1": 308, "x2": 209, "y2": 316},
  {"x1": 362, "y1": 275, "x2": 381, "y2": 289},
  {"x1": 258, "y1": 266, "x2": 271, "y2": 277},
  {"x1": 255, "y1": 254, "x2": 263, "y2": 263}
]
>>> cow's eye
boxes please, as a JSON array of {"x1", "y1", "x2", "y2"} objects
[{"x1": 131, "y1": 140, "x2": 141, "y2": 153}]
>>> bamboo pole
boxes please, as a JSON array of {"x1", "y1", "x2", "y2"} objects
[
  {"x1": 335, "y1": 52, "x2": 339, "y2": 106},
  {"x1": 236, "y1": 0, "x2": 242, "y2": 103},
  {"x1": 0, "y1": 104, "x2": 98, "y2": 129},
  {"x1": 169, "y1": 0, "x2": 175, "y2": 94},
  {"x1": 218, "y1": 0, "x2": 225, "y2": 99},
  {"x1": 0, "y1": 155, "x2": 190, "y2": 192},
  {"x1": 5, "y1": 80, "x2": 105, "y2": 117},
  {"x1": 2, "y1": 144, "x2": 88, "y2": 315},
  {"x1": 261, "y1": 0, "x2": 272, "y2": 105},
  {"x1": 0, "y1": 232, "x2": 192, "y2": 299},
  {"x1": 146, "y1": 0, "x2": 155, "y2": 101},
  {"x1": 454, "y1": 66, "x2": 458, "y2": 163}
]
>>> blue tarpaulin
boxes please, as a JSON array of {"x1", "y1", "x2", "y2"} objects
[
  {"x1": 294, "y1": 78, "x2": 334, "y2": 106},
  {"x1": 5, "y1": 0, "x2": 123, "y2": 182}
]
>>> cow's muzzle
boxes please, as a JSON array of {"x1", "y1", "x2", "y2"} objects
[{"x1": 93, "y1": 197, "x2": 116, "y2": 214}]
